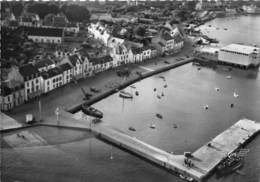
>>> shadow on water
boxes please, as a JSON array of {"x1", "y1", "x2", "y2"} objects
[
  {"x1": 212, "y1": 65, "x2": 259, "y2": 79},
  {"x1": 1, "y1": 125, "x2": 94, "y2": 149}
]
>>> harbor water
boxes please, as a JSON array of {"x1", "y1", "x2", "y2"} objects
[{"x1": 2, "y1": 15, "x2": 260, "y2": 182}]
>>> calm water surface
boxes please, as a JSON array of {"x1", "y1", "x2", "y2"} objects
[{"x1": 2, "y1": 15, "x2": 260, "y2": 182}]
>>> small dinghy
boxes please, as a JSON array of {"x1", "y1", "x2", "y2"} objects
[
  {"x1": 150, "y1": 124, "x2": 156, "y2": 129},
  {"x1": 156, "y1": 113, "x2": 163, "y2": 119},
  {"x1": 128, "y1": 126, "x2": 136, "y2": 131}
]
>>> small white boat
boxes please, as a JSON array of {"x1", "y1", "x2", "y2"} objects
[
  {"x1": 215, "y1": 87, "x2": 220, "y2": 91},
  {"x1": 204, "y1": 105, "x2": 209, "y2": 110},
  {"x1": 179, "y1": 174, "x2": 194, "y2": 181},
  {"x1": 226, "y1": 75, "x2": 232, "y2": 79},
  {"x1": 150, "y1": 124, "x2": 156, "y2": 129},
  {"x1": 130, "y1": 85, "x2": 136, "y2": 89},
  {"x1": 233, "y1": 92, "x2": 239, "y2": 98},
  {"x1": 119, "y1": 90, "x2": 133, "y2": 99}
]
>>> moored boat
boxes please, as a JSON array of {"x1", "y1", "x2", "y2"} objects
[
  {"x1": 156, "y1": 113, "x2": 163, "y2": 119},
  {"x1": 90, "y1": 87, "x2": 101, "y2": 93},
  {"x1": 150, "y1": 124, "x2": 156, "y2": 129},
  {"x1": 119, "y1": 90, "x2": 133, "y2": 99},
  {"x1": 130, "y1": 85, "x2": 136, "y2": 89},
  {"x1": 179, "y1": 174, "x2": 194, "y2": 181},
  {"x1": 128, "y1": 126, "x2": 136, "y2": 131},
  {"x1": 216, "y1": 153, "x2": 244, "y2": 176},
  {"x1": 82, "y1": 104, "x2": 103, "y2": 118}
]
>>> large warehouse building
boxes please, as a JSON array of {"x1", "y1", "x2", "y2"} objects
[{"x1": 218, "y1": 44, "x2": 260, "y2": 68}]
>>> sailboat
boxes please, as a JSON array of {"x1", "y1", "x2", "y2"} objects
[
  {"x1": 233, "y1": 92, "x2": 239, "y2": 98},
  {"x1": 119, "y1": 76, "x2": 133, "y2": 99}
]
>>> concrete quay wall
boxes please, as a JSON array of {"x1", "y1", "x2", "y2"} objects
[{"x1": 68, "y1": 58, "x2": 193, "y2": 114}]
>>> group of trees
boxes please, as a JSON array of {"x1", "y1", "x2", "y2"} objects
[
  {"x1": 2, "y1": 2, "x2": 91, "y2": 22},
  {"x1": 1, "y1": 2, "x2": 24, "y2": 17}
]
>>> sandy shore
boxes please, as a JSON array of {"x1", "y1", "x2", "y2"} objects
[{"x1": 6, "y1": 39, "x2": 194, "y2": 125}]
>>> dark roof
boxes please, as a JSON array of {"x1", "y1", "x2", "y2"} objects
[
  {"x1": 23, "y1": 27, "x2": 63, "y2": 37},
  {"x1": 173, "y1": 34, "x2": 183, "y2": 44},
  {"x1": 162, "y1": 32, "x2": 173, "y2": 41},
  {"x1": 53, "y1": 16, "x2": 67, "y2": 27},
  {"x1": 1, "y1": 85, "x2": 12, "y2": 96},
  {"x1": 1, "y1": 84, "x2": 24, "y2": 97},
  {"x1": 19, "y1": 64, "x2": 39, "y2": 78},
  {"x1": 68, "y1": 55, "x2": 81, "y2": 66},
  {"x1": 59, "y1": 63, "x2": 72, "y2": 71},
  {"x1": 89, "y1": 56, "x2": 113, "y2": 65},
  {"x1": 41, "y1": 67, "x2": 62, "y2": 80},
  {"x1": 22, "y1": 17, "x2": 33, "y2": 23},
  {"x1": 131, "y1": 47, "x2": 143, "y2": 54},
  {"x1": 158, "y1": 42, "x2": 165, "y2": 47},
  {"x1": 9, "y1": 20, "x2": 19, "y2": 27},
  {"x1": 35, "y1": 59, "x2": 54, "y2": 69}
]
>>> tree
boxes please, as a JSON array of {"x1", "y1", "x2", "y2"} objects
[
  {"x1": 61, "y1": 4, "x2": 90, "y2": 23},
  {"x1": 135, "y1": 26, "x2": 146, "y2": 37},
  {"x1": 11, "y1": 2, "x2": 24, "y2": 17},
  {"x1": 185, "y1": 1, "x2": 196, "y2": 11},
  {"x1": 27, "y1": 3, "x2": 59, "y2": 19}
]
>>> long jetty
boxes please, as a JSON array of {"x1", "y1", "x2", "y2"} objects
[{"x1": 40, "y1": 110, "x2": 260, "y2": 182}]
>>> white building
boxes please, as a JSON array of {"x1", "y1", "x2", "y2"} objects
[
  {"x1": 41, "y1": 67, "x2": 63, "y2": 94},
  {"x1": 131, "y1": 47, "x2": 143, "y2": 63},
  {"x1": 0, "y1": 86, "x2": 25, "y2": 111},
  {"x1": 142, "y1": 47, "x2": 152, "y2": 60},
  {"x1": 19, "y1": 64, "x2": 42, "y2": 101},
  {"x1": 24, "y1": 27, "x2": 63, "y2": 44},
  {"x1": 59, "y1": 63, "x2": 73, "y2": 85},
  {"x1": 88, "y1": 22, "x2": 111, "y2": 46},
  {"x1": 218, "y1": 44, "x2": 260, "y2": 68}
]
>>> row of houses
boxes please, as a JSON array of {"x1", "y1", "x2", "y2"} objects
[
  {"x1": 1, "y1": 48, "x2": 129, "y2": 111},
  {"x1": 88, "y1": 21, "x2": 185, "y2": 59}
]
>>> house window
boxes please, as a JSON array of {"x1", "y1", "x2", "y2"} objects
[
  {"x1": 27, "y1": 89, "x2": 30, "y2": 94},
  {"x1": 36, "y1": 85, "x2": 39, "y2": 91},
  {"x1": 36, "y1": 79, "x2": 38, "y2": 83}
]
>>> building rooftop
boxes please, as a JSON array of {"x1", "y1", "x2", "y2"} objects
[
  {"x1": 162, "y1": 32, "x2": 173, "y2": 41},
  {"x1": 173, "y1": 34, "x2": 183, "y2": 44},
  {"x1": 197, "y1": 46, "x2": 220, "y2": 54},
  {"x1": 89, "y1": 56, "x2": 113, "y2": 65},
  {"x1": 23, "y1": 27, "x2": 63, "y2": 37},
  {"x1": 68, "y1": 55, "x2": 81, "y2": 66},
  {"x1": 131, "y1": 47, "x2": 143, "y2": 54},
  {"x1": 41, "y1": 67, "x2": 62, "y2": 80},
  {"x1": 35, "y1": 59, "x2": 54, "y2": 69},
  {"x1": 59, "y1": 63, "x2": 72, "y2": 71},
  {"x1": 220, "y1": 44, "x2": 259, "y2": 54},
  {"x1": 19, "y1": 64, "x2": 39, "y2": 78}
]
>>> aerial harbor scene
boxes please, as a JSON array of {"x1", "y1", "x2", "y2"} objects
[{"x1": 1, "y1": 1, "x2": 260, "y2": 182}]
